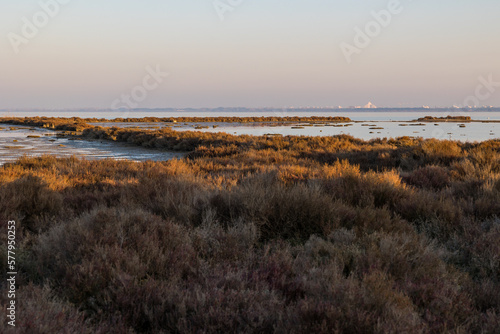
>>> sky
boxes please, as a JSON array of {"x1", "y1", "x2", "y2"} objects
[{"x1": 0, "y1": 0, "x2": 499, "y2": 109}]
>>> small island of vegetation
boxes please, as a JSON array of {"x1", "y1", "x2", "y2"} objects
[{"x1": 417, "y1": 115, "x2": 473, "y2": 122}]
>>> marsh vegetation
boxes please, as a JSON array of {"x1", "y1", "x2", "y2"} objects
[{"x1": 0, "y1": 117, "x2": 499, "y2": 333}]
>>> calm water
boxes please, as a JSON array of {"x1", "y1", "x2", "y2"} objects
[
  {"x1": 0, "y1": 125, "x2": 184, "y2": 166},
  {"x1": 91, "y1": 120, "x2": 499, "y2": 142},
  {"x1": 1, "y1": 110, "x2": 499, "y2": 164},
  {"x1": 2, "y1": 110, "x2": 500, "y2": 121}
]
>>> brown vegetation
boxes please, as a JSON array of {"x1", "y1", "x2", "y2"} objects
[
  {"x1": 417, "y1": 115, "x2": 472, "y2": 122},
  {"x1": 1, "y1": 117, "x2": 500, "y2": 333},
  {"x1": 0, "y1": 117, "x2": 93, "y2": 132},
  {"x1": 0, "y1": 115, "x2": 351, "y2": 128}
]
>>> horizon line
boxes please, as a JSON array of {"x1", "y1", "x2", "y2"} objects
[{"x1": 1, "y1": 106, "x2": 499, "y2": 112}]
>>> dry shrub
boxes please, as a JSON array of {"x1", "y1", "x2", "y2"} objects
[
  {"x1": 404, "y1": 165, "x2": 450, "y2": 190},
  {"x1": 285, "y1": 237, "x2": 425, "y2": 333},
  {"x1": 295, "y1": 232, "x2": 475, "y2": 333},
  {"x1": 472, "y1": 278, "x2": 500, "y2": 315},
  {"x1": 132, "y1": 177, "x2": 207, "y2": 225},
  {"x1": 466, "y1": 219, "x2": 500, "y2": 281},
  {"x1": 321, "y1": 163, "x2": 407, "y2": 210},
  {"x1": 394, "y1": 189, "x2": 461, "y2": 226},
  {"x1": 482, "y1": 310, "x2": 500, "y2": 334},
  {"x1": 108, "y1": 275, "x2": 285, "y2": 333},
  {"x1": 192, "y1": 219, "x2": 259, "y2": 263},
  {"x1": 468, "y1": 146, "x2": 500, "y2": 173},
  {"x1": 33, "y1": 207, "x2": 197, "y2": 308},
  {"x1": 0, "y1": 175, "x2": 63, "y2": 232},
  {"x1": 321, "y1": 159, "x2": 361, "y2": 179},
  {"x1": 419, "y1": 139, "x2": 464, "y2": 163},
  {"x1": 194, "y1": 144, "x2": 241, "y2": 158},
  {"x1": 208, "y1": 175, "x2": 341, "y2": 241},
  {"x1": 0, "y1": 285, "x2": 129, "y2": 334},
  {"x1": 62, "y1": 182, "x2": 125, "y2": 214},
  {"x1": 474, "y1": 191, "x2": 500, "y2": 219},
  {"x1": 248, "y1": 183, "x2": 339, "y2": 241}
]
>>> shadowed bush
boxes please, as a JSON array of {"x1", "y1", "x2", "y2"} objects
[
  {"x1": 0, "y1": 175, "x2": 63, "y2": 233},
  {"x1": 404, "y1": 165, "x2": 450, "y2": 190}
]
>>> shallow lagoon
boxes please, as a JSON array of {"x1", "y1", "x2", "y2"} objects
[
  {"x1": 1, "y1": 111, "x2": 499, "y2": 164},
  {"x1": 91, "y1": 120, "x2": 499, "y2": 142},
  {"x1": 0, "y1": 125, "x2": 184, "y2": 166}
]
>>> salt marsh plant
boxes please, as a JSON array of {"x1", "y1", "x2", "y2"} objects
[{"x1": 0, "y1": 117, "x2": 499, "y2": 333}]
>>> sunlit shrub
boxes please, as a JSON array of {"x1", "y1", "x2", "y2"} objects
[{"x1": 419, "y1": 139, "x2": 464, "y2": 163}]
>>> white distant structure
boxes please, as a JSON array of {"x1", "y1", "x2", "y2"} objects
[
  {"x1": 363, "y1": 102, "x2": 377, "y2": 109},
  {"x1": 423, "y1": 105, "x2": 430, "y2": 109}
]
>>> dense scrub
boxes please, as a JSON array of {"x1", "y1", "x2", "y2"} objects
[
  {"x1": 0, "y1": 117, "x2": 94, "y2": 132},
  {"x1": 0, "y1": 120, "x2": 500, "y2": 333}
]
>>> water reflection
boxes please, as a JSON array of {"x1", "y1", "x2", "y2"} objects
[
  {"x1": 0, "y1": 125, "x2": 184, "y2": 165},
  {"x1": 91, "y1": 121, "x2": 499, "y2": 142}
]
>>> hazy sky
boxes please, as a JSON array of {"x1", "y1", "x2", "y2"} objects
[{"x1": 1, "y1": 0, "x2": 499, "y2": 109}]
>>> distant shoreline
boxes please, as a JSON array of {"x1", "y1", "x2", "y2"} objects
[{"x1": 1, "y1": 107, "x2": 500, "y2": 113}]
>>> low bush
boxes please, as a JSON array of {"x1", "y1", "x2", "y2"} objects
[
  {"x1": 0, "y1": 175, "x2": 63, "y2": 233},
  {"x1": 404, "y1": 165, "x2": 450, "y2": 190}
]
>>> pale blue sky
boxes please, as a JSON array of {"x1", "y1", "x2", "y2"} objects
[{"x1": 0, "y1": 0, "x2": 499, "y2": 108}]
